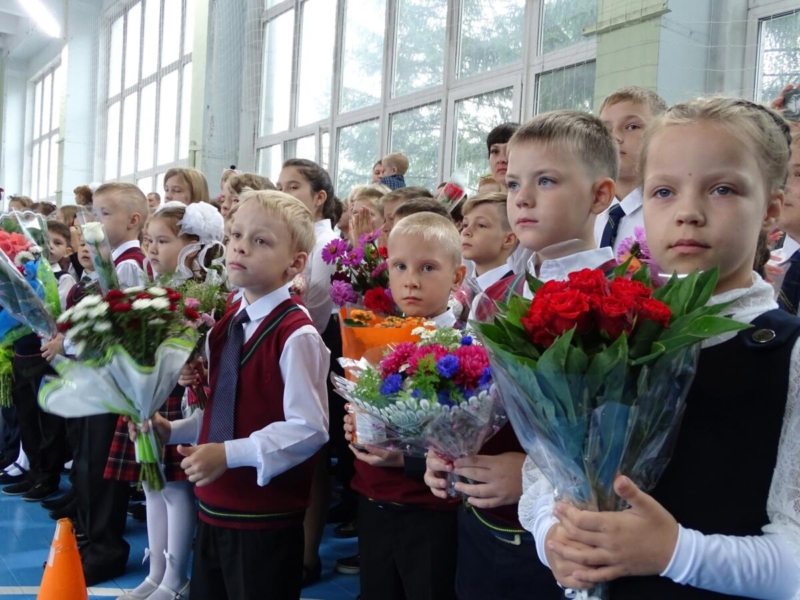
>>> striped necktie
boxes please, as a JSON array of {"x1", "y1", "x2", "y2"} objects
[
  {"x1": 207, "y1": 310, "x2": 251, "y2": 443},
  {"x1": 599, "y1": 204, "x2": 626, "y2": 249}
]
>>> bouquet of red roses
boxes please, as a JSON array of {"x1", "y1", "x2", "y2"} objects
[
  {"x1": 323, "y1": 230, "x2": 395, "y2": 315},
  {"x1": 473, "y1": 265, "x2": 747, "y2": 597}
]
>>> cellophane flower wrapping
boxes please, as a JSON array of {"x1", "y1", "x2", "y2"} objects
[
  {"x1": 0, "y1": 250, "x2": 58, "y2": 339},
  {"x1": 473, "y1": 265, "x2": 749, "y2": 599},
  {"x1": 338, "y1": 306, "x2": 427, "y2": 367},
  {"x1": 39, "y1": 286, "x2": 199, "y2": 490},
  {"x1": 332, "y1": 329, "x2": 506, "y2": 495}
]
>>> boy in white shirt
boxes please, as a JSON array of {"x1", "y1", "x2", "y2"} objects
[
  {"x1": 46, "y1": 221, "x2": 77, "y2": 311},
  {"x1": 594, "y1": 87, "x2": 668, "y2": 255}
]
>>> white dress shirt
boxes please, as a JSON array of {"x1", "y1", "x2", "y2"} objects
[
  {"x1": 519, "y1": 274, "x2": 800, "y2": 599},
  {"x1": 50, "y1": 264, "x2": 76, "y2": 312},
  {"x1": 522, "y1": 247, "x2": 615, "y2": 300},
  {"x1": 593, "y1": 188, "x2": 645, "y2": 256},
  {"x1": 428, "y1": 308, "x2": 457, "y2": 329},
  {"x1": 304, "y1": 219, "x2": 338, "y2": 333},
  {"x1": 169, "y1": 283, "x2": 330, "y2": 487},
  {"x1": 771, "y1": 234, "x2": 800, "y2": 267},
  {"x1": 111, "y1": 240, "x2": 148, "y2": 289}
]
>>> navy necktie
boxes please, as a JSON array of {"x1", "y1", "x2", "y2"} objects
[
  {"x1": 208, "y1": 310, "x2": 251, "y2": 443},
  {"x1": 779, "y1": 250, "x2": 800, "y2": 315},
  {"x1": 599, "y1": 204, "x2": 626, "y2": 249}
]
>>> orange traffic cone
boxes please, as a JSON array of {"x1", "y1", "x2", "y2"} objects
[{"x1": 37, "y1": 518, "x2": 88, "y2": 600}]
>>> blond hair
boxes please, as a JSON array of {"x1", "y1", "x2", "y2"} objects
[
  {"x1": 462, "y1": 192, "x2": 511, "y2": 230},
  {"x1": 510, "y1": 110, "x2": 619, "y2": 180},
  {"x1": 9, "y1": 196, "x2": 32, "y2": 208},
  {"x1": 380, "y1": 186, "x2": 433, "y2": 211},
  {"x1": 477, "y1": 174, "x2": 498, "y2": 188},
  {"x1": 381, "y1": 152, "x2": 410, "y2": 175},
  {"x1": 164, "y1": 167, "x2": 210, "y2": 204},
  {"x1": 228, "y1": 172, "x2": 275, "y2": 195},
  {"x1": 599, "y1": 86, "x2": 668, "y2": 117},
  {"x1": 389, "y1": 212, "x2": 461, "y2": 266},
  {"x1": 94, "y1": 183, "x2": 148, "y2": 230},
  {"x1": 640, "y1": 97, "x2": 792, "y2": 194},
  {"x1": 792, "y1": 132, "x2": 800, "y2": 152},
  {"x1": 352, "y1": 186, "x2": 388, "y2": 214},
  {"x1": 237, "y1": 190, "x2": 315, "y2": 254}
]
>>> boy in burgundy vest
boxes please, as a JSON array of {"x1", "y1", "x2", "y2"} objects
[
  {"x1": 425, "y1": 111, "x2": 620, "y2": 599},
  {"x1": 343, "y1": 213, "x2": 466, "y2": 600},
  {"x1": 144, "y1": 191, "x2": 329, "y2": 600}
]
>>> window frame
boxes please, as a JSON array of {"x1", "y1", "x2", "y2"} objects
[
  {"x1": 744, "y1": 0, "x2": 800, "y2": 101},
  {"x1": 249, "y1": 0, "x2": 598, "y2": 193},
  {"x1": 99, "y1": 0, "x2": 194, "y2": 190},
  {"x1": 28, "y1": 62, "x2": 63, "y2": 202}
]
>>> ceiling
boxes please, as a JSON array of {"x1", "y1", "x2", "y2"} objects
[{"x1": 0, "y1": 0, "x2": 63, "y2": 66}]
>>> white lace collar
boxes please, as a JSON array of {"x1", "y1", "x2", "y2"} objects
[{"x1": 703, "y1": 272, "x2": 778, "y2": 347}]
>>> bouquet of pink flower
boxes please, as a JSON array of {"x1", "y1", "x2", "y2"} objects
[{"x1": 323, "y1": 230, "x2": 395, "y2": 314}]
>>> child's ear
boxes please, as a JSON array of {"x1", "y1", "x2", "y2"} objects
[
  {"x1": 286, "y1": 251, "x2": 308, "y2": 280},
  {"x1": 590, "y1": 178, "x2": 616, "y2": 215},
  {"x1": 451, "y1": 263, "x2": 467, "y2": 291},
  {"x1": 502, "y1": 231, "x2": 517, "y2": 252},
  {"x1": 128, "y1": 212, "x2": 142, "y2": 230},
  {"x1": 764, "y1": 188, "x2": 784, "y2": 228}
]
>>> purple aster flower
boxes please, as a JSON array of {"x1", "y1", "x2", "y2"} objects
[
  {"x1": 329, "y1": 280, "x2": 358, "y2": 306},
  {"x1": 436, "y1": 355, "x2": 460, "y2": 378},
  {"x1": 359, "y1": 229, "x2": 381, "y2": 247},
  {"x1": 618, "y1": 227, "x2": 652, "y2": 263},
  {"x1": 341, "y1": 247, "x2": 365, "y2": 267},
  {"x1": 370, "y1": 262, "x2": 388, "y2": 278},
  {"x1": 380, "y1": 373, "x2": 403, "y2": 395},
  {"x1": 321, "y1": 238, "x2": 349, "y2": 264},
  {"x1": 633, "y1": 227, "x2": 651, "y2": 259}
]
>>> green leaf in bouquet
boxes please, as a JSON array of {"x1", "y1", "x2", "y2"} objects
[
  {"x1": 631, "y1": 263, "x2": 652, "y2": 285},
  {"x1": 525, "y1": 272, "x2": 544, "y2": 295},
  {"x1": 669, "y1": 270, "x2": 701, "y2": 318},
  {"x1": 651, "y1": 272, "x2": 680, "y2": 303},
  {"x1": 685, "y1": 269, "x2": 719, "y2": 314},
  {"x1": 613, "y1": 255, "x2": 635, "y2": 278},
  {"x1": 505, "y1": 295, "x2": 530, "y2": 332},
  {"x1": 630, "y1": 341, "x2": 666, "y2": 366},
  {"x1": 658, "y1": 315, "x2": 750, "y2": 355},
  {"x1": 535, "y1": 328, "x2": 579, "y2": 423},
  {"x1": 585, "y1": 334, "x2": 628, "y2": 403}
]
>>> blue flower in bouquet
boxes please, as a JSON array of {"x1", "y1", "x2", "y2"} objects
[
  {"x1": 478, "y1": 366, "x2": 492, "y2": 387},
  {"x1": 380, "y1": 373, "x2": 403, "y2": 395},
  {"x1": 359, "y1": 229, "x2": 380, "y2": 247},
  {"x1": 460, "y1": 335, "x2": 473, "y2": 346},
  {"x1": 436, "y1": 355, "x2": 460, "y2": 378},
  {"x1": 437, "y1": 389, "x2": 455, "y2": 407},
  {"x1": 321, "y1": 238, "x2": 349, "y2": 264},
  {"x1": 330, "y1": 280, "x2": 358, "y2": 307}
]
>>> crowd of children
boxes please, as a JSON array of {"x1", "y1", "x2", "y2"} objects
[{"x1": 0, "y1": 82, "x2": 798, "y2": 600}]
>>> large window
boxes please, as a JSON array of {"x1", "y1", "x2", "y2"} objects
[
  {"x1": 756, "y1": 9, "x2": 800, "y2": 102},
  {"x1": 104, "y1": 0, "x2": 194, "y2": 195},
  {"x1": 30, "y1": 64, "x2": 63, "y2": 201},
  {"x1": 252, "y1": 0, "x2": 597, "y2": 196}
]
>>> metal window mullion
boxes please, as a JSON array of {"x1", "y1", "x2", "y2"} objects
[
  {"x1": 438, "y1": 0, "x2": 457, "y2": 182},
  {"x1": 288, "y1": 0, "x2": 302, "y2": 130},
  {"x1": 329, "y1": 0, "x2": 346, "y2": 181},
  {"x1": 170, "y1": 0, "x2": 188, "y2": 168},
  {"x1": 522, "y1": 0, "x2": 540, "y2": 120},
  {"x1": 380, "y1": 0, "x2": 396, "y2": 156}
]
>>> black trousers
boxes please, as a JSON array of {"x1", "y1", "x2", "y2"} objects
[
  {"x1": 0, "y1": 405, "x2": 19, "y2": 459},
  {"x1": 12, "y1": 355, "x2": 65, "y2": 486},
  {"x1": 74, "y1": 413, "x2": 130, "y2": 571},
  {"x1": 455, "y1": 505, "x2": 563, "y2": 600},
  {"x1": 358, "y1": 495, "x2": 458, "y2": 600},
  {"x1": 190, "y1": 520, "x2": 304, "y2": 600}
]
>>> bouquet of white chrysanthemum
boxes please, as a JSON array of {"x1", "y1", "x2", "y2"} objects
[{"x1": 39, "y1": 286, "x2": 198, "y2": 490}]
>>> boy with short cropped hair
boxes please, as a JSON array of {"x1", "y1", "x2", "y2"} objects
[
  {"x1": 379, "y1": 186, "x2": 434, "y2": 245},
  {"x1": 595, "y1": 86, "x2": 668, "y2": 253},
  {"x1": 46, "y1": 220, "x2": 77, "y2": 311},
  {"x1": 345, "y1": 212, "x2": 465, "y2": 600},
  {"x1": 145, "y1": 190, "x2": 330, "y2": 600},
  {"x1": 425, "y1": 110, "x2": 618, "y2": 600},
  {"x1": 379, "y1": 152, "x2": 410, "y2": 190}
]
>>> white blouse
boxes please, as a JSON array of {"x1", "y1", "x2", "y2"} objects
[
  {"x1": 304, "y1": 219, "x2": 338, "y2": 333},
  {"x1": 518, "y1": 274, "x2": 800, "y2": 599}
]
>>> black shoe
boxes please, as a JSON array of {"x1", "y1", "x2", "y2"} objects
[
  {"x1": 334, "y1": 520, "x2": 358, "y2": 538},
  {"x1": 129, "y1": 487, "x2": 145, "y2": 503},
  {"x1": 127, "y1": 502, "x2": 147, "y2": 522},
  {"x1": 2, "y1": 480, "x2": 33, "y2": 496},
  {"x1": 49, "y1": 498, "x2": 77, "y2": 520},
  {"x1": 334, "y1": 554, "x2": 360, "y2": 575},
  {"x1": 83, "y1": 563, "x2": 126, "y2": 587},
  {"x1": 22, "y1": 483, "x2": 59, "y2": 502},
  {"x1": 301, "y1": 559, "x2": 322, "y2": 588},
  {"x1": 41, "y1": 488, "x2": 76, "y2": 511},
  {"x1": 326, "y1": 501, "x2": 356, "y2": 524},
  {"x1": 0, "y1": 469, "x2": 27, "y2": 486}
]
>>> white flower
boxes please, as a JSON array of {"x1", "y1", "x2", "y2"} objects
[
  {"x1": 13, "y1": 251, "x2": 34, "y2": 266},
  {"x1": 82, "y1": 222, "x2": 105, "y2": 244},
  {"x1": 132, "y1": 299, "x2": 153, "y2": 310},
  {"x1": 124, "y1": 286, "x2": 145, "y2": 294},
  {"x1": 93, "y1": 322, "x2": 112, "y2": 332},
  {"x1": 57, "y1": 309, "x2": 73, "y2": 324},
  {"x1": 29, "y1": 245, "x2": 43, "y2": 256},
  {"x1": 75, "y1": 295, "x2": 101, "y2": 308},
  {"x1": 88, "y1": 303, "x2": 109, "y2": 318},
  {"x1": 149, "y1": 297, "x2": 170, "y2": 310},
  {"x1": 70, "y1": 308, "x2": 87, "y2": 321},
  {"x1": 148, "y1": 287, "x2": 167, "y2": 296},
  {"x1": 149, "y1": 318, "x2": 166, "y2": 326},
  {"x1": 73, "y1": 342, "x2": 86, "y2": 357},
  {"x1": 66, "y1": 323, "x2": 87, "y2": 338}
]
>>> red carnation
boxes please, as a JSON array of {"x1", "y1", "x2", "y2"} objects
[
  {"x1": 167, "y1": 292, "x2": 181, "y2": 302},
  {"x1": 106, "y1": 290, "x2": 126, "y2": 301},
  {"x1": 135, "y1": 292, "x2": 151, "y2": 300},
  {"x1": 452, "y1": 345, "x2": 490, "y2": 388},
  {"x1": 536, "y1": 279, "x2": 569, "y2": 297},
  {"x1": 637, "y1": 298, "x2": 671, "y2": 328},
  {"x1": 377, "y1": 246, "x2": 388, "y2": 259},
  {"x1": 363, "y1": 287, "x2": 393, "y2": 315},
  {"x1": 594, "y1": 294, "x2": 636, "y2": 338},
  {"x1": 184, "y1": 308, "x2": 201, "y2": 321},
  {"x1": 610, "y1": 278, "x2": 652, "y2": 300},
  {"x1": 112, "y1": 302, "x2": 132, "y2": 312},
  {"x1": 567, "y1": 269, "x2": 609, "y2": 295},
  {"x1": 546, "y1": 290, "x2": 593, "y2": 336},
  {"x1": 407, "y1": 344, "x2": 449, "y2": 376}
]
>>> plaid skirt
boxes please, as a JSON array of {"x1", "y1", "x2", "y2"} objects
[{"x1": 103, "y1": 388, "x2": 188, "y2": 483}]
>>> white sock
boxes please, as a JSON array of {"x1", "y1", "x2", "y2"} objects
[
  {"x1": 128, "y1": 485, "x2": 167, "y2": 596},
  {"x1": 147, "y1": 480, "x2": 195, "y2": 598}
]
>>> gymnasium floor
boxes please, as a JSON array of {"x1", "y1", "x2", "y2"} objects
[{"x1": 0, "y1": 479, "x2": 360, "y2": 599}]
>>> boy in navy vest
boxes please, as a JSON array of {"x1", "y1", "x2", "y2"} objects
[
  {"x1": 343, "y1": 212, "x2": 465, "y2": 600},
  {"x1": 143, "y1": 190, "x2": 329, "y2": 600},
  {"x1": 426, "y1": 110, "x2": 619, "y2": 600}
]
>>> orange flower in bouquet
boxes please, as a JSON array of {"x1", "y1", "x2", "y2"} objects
[{"x1": 0, "y1": 231, "x2": 33, "y2": 263}]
